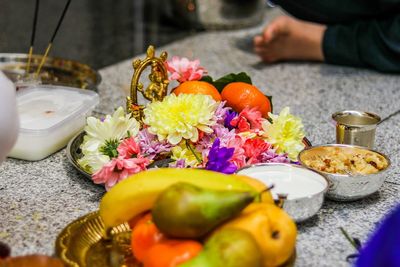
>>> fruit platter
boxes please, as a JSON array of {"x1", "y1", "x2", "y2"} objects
[
  {"x1": 59, "y1": 46, "x2": 308, "y2": 266},
  {"x1": 56, "y1": 169, "x2": 297, "y2": 267}
]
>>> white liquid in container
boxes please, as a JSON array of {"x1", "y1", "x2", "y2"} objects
[
  {"x1": 9, "y1": 85, "x2": 99, "y2": 161},
  {"x1": 238, "y1": 164, "x2": 327, "y2": 200}
]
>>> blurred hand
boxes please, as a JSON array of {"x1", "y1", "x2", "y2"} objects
[{"x1": 253, "y1": 16, "x2": 326, "y2": 63}]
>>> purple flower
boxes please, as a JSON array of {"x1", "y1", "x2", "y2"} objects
[
  {"x1": 170, "y1": 159, "x2": 186, "y2": 168},
  {"x1": 138, "y1": 128, "x2": 172, "y2": 160},
  {"x1": 356, "y1": 205, "x2": 400, "y2": 267},
  {"x1": 206, "y1": 138, "x2": 237, "y2": 174},
  {"x1": 224, "y1": 110, "x2": 238, "y2": 130},
  {"x1": 213, "y1": 101, "x2": 231, "y2": 124},
  {"x1": 259, "y1": 148, "x2": 290, "y2": 163},
  {"x1": 196, "y1": 132, "x2": 214, "y2": 160}
]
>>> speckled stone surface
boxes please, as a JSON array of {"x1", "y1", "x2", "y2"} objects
[{"x1": 1, "y1": 7, "x2": 400, "y2": 266}]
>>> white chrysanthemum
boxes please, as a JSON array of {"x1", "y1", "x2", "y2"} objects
[
  {"x1": 78, "y1": 152, "x2": 110, "y2": 173},
  {"x1": 78, "y1": 107, "x2": 140, "y2": 173},
  {"x1": 143, "y1": 94, "x2": 219, "y2": 145}
]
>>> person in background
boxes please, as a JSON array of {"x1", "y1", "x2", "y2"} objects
[
  {"x1": 0, "y1": 71, "x2": 19, "y2": 164},
  {"x1": 254, "y1": 1, "x2": 400, "y2": 73}
]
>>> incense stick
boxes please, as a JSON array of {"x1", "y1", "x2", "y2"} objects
[
  {"x1": 26, "y1": 0, "x2": 40, "y2": 74},
  {"x1": 35, "y1": 0, "x2": 72, "y2": 77}
]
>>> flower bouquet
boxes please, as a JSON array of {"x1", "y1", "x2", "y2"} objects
[{"x1": 77, "y1": 53, "x2": 306, "y2": 190}]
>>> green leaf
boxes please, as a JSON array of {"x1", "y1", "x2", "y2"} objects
[
  {"x1": 265, "y1": 94, "x2": 273, "y2": 114},
  {"x1": 340, "y1": 227, "x2": 361, "y2": 251},
  {"x1": 99, "y1": 139, "x2": 120, "y2": 158},
  {"x1": 201, "y1": 72, "x2": 252, "y2": 92},
  {"x1": 212, "y1": 72, "x2": 252, "y2": 92},
  {"x1": 200, "y1": 75, "x2": 213, "y2": 83}
]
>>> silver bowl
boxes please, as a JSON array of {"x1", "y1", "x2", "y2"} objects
[
  {"x1": 237, "y1": 163, "x2": 329, "y2": 222},
  {"x1": 298, "y1": 144, "x2": 390, "y2": 201}
]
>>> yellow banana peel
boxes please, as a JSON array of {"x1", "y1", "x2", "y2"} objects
[{"x1": 99, "y1": 168, "x2": 266, "y2": 228}]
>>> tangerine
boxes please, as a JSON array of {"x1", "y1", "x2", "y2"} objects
[
  {"x1": 221, "y1": 82, "x2": 271, "y2": 117},
  {"x1": 173, "y1": 81, "x2": 222, "y2": 101}
]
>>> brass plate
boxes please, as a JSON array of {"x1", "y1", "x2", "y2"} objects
[
  {"x1": 67, "y1": 131, "x2": 91, "y2": 178},
  {"x1": 67, "y1": 131, "x2": 312, "y2": 180},
  {"x1": 56, "y1": 212, "x2": 295, "y2": 267},
  {"x1": 0, "y1": 53, "x2": 101, "y2": 90},
  {"x1": 55, "y1": 212, "x2": 139, "y2": 267}
]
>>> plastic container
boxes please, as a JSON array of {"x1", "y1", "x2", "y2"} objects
[{"x1": 9, "y1": 85, "x2": 99, "y2": 161}]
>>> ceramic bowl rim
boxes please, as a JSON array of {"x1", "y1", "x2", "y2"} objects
[{"x1": 236, "y1": 162, "x2": 329, "y2": 201}]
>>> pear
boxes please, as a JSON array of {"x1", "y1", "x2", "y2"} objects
[
  {"x1": 179, "y1": 228, "x2": 262, "y2": 267},
  {"x1": 152, "y1": 182, "x2": 255, "y2": 238},
  {"x1": 99, "y1": 168, "x2": 257, "y2": 228}
]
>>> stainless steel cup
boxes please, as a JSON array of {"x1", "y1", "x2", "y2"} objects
[{"x1": 332, "y1": 110, "x2": 381, "y2": 149}]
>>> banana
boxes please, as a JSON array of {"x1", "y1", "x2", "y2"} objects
[{"x1": 99, "y1": 168, "x2": 258, "y2": 228}]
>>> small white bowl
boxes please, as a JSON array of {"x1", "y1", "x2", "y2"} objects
[{"x1": 237, "y1": 163, "x2": 328, "y2": 222}]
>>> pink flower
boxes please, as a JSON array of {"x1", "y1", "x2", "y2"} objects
[
  {"x1": 226, "y1": 135, "x2": 246, "y2": 168},
  {"x1": 92, "y1": 136, "x2": 151, "y2": 190},
  {"x1": 230, "y1": 107, "x2": 264, "y2": 132},
  {"x1": 170, "y1": 159, "x2": 186, "y2": 168},
  {"x1": 243, "y1": 139, "x2": 271, "y2": 164},
  {"x1": 231, "y1": 115, "x2": 251, "y2": 132},
  {"x1": 138, "y1": 129, "x2": 172, "y2": 160},
  {"x1": 214, "y1": 126, "x2": 236, "y2": 147},
  {"x1": 259, "y1": 148, "x2": 290, "y2": 163},
  {"x1": 165, "y1": 56, "x2": 207, "y2": 83},
  {"x1": 117, "y1": 137, "x2": 140, "y2": 158},
  {"x1": 212, "y1": 101, "x2": 231, "y2": 124},
  {"x1": 92, "y1": 156, "x2": 150, "y2": 190}
]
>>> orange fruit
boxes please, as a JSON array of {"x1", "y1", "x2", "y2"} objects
[
  {"x1": 221, "y1": 82, "x2": 271, "y2": 117},
  {"x1": 173, "y1": 81, "x2": 222, "y2": 101}
]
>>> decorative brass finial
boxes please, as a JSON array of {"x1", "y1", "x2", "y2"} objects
[{"x1": 127, "y1": 45, "x2": 169, "y2": 122}]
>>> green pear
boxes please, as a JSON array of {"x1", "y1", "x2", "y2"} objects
[
  {"x1": 179, "y1": 228, "x2": 262, "y2": 267},
  {"x1": 152, "y1": 182, "x2": 255, "y2": 238}
]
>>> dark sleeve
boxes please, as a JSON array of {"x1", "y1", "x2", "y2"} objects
[{"x1": 322, "y1": 15, "x2": 400, "y2": 73}]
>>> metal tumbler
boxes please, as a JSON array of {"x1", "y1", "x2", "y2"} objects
[{"x1": 332, "y1": 110, "x2": 381, "y2": 149}]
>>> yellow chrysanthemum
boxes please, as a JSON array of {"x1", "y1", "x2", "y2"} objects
[
  {"x1": 171, "y1": 141, "x2": 202, "y2": 167},
  {"x1": 143, "y1": 94, "x2": 219, "y2": 145},
  {"x1": 262, "y1": 107, "x2": 305, "y2": 161}
]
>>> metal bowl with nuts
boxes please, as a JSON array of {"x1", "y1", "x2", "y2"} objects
[{"x1": 298, "y1": 144, "x2": 390, "y2": 201}]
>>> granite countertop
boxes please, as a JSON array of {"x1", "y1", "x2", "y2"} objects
[{"x1": 1, "y1": 8, "x2": 400, "y2": 267}]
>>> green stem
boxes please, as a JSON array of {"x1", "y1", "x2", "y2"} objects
[
  {"x1": 340, "y1": 227, "x2": 359, "y2": 251},
  {"x1": 186, "y1": 140, "x2": 203, "y2": 164}
]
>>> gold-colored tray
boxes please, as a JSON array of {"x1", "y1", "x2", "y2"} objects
[
  {"x1": 0, "y1": 53, "x2": 101, "y2": 90},
  {"x1": 56, "y1": 212, "x2": 296, "y2": 267},
  {"x1": 55, "y1": 212, "x2": 139, "y2": 267}
]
